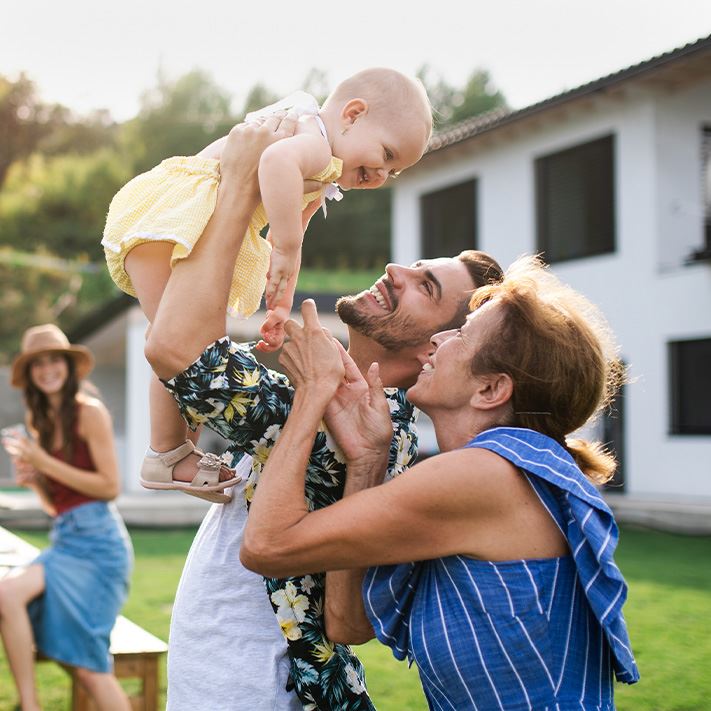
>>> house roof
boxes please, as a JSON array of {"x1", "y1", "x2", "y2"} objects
[{"x1": 427, "y1": 33, "x2": 711, "y2": 155}]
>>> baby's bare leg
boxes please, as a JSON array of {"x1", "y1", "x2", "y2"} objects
[
  {"x1": 125, "y1": 243, "x2": 190, "y2": 450},
  {"x1": 126, "y1": 243, "x2": 233, "y2": 485}
]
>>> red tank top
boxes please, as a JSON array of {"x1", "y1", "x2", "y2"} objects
[{"x1": 48, "y1": 417, "x2": 97, "y2": 515}]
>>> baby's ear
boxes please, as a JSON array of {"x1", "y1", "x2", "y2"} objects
[{"x1": 341, "y1": 98, "x2": 368, "y2": 125}]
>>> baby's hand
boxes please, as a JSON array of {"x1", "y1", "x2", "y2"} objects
[
  {"x1": 265, "y1": 246, "x2": 298, "y2": 310},
  {"x1": 256, "y1": 307, "x2": 289, "y2": 352}
]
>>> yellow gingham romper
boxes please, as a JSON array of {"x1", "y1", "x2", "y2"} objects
[{"x1": 102, "y1": 151, "x2": 342, "y2": 318}]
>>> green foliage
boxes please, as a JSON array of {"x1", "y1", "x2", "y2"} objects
[
  {"x1": 0, "y1": 149, "x2": 130, "y2": 259},
  {"x1": 0, "y1": 74, "x2": 64, "y2": 187},
  {"x1": 302, "y1": 187, "x2": 392, "y2": 270},
  {"x1": 0, "y1": 257, "x2": 118, "y2": 364},
  {"x1": 122, "y1": 69, "x2": 237, "y2": 172},
  {"x1": 417, "y1": 65, "x2": 507, "y2": 129},
  {"x1": 239, "y1": 83, "x2": 279, "y2": 120},
  {"x1": 39, "y1": 109, "x2": 119, "y2": 158}
]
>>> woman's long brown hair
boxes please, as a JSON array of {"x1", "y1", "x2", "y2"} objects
[{"x1": 22, "y1": 354, "x2": 80, "y2": 461}]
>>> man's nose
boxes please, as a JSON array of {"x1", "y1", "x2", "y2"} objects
[{"x1": 385, "y1": 263, "x2": 408, "y2": 287}]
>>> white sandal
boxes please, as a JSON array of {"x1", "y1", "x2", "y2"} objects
[{"x1": 139, "y1": 440, "x2": 240, "y2": 503}]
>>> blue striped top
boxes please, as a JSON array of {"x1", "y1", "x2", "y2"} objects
[{"x1": 363, "y1": 427, "x2": 639, "y2": 711}]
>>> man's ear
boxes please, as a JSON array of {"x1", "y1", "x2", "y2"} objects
[
  {"x1": 470, "y1": 373, "x2": 513, "y2": 411},
  {"x1": 341, "y1": 98, "x2": 369, "y2": 127}
]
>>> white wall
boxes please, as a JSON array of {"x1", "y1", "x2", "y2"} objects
[
  {"x1": 125, "y1": 308, "x2": 152, "y2": 494},
  {"x1": 393, "y1": 83, "x2": 711, "y2": 500}
]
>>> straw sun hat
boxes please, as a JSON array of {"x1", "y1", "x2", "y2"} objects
[{"x1": 10, "y1": 324, "x2": 94, "y2": 388}]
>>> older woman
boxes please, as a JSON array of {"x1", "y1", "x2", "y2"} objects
[{"x1": 241, "y1": 256, "x2": 639, "y2": 710}]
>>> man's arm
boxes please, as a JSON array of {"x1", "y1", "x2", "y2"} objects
[
  {"x1": 146, "y1": 115, "x2": 298, "y2": 380},
  {"x1": 324, "y1": 457, "x2": 382, "y2": 644}
]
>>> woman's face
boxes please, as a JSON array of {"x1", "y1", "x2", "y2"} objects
[
  {"x1": 28, "y1": 353, "x2": 69, "y2": 396},
  {"x1": 407, "y1": 300, "x2": 501, "y2": 413}
]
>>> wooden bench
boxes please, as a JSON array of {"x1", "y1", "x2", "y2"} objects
[{"x1": 0, "y1": 525, "x2": 168, "y2": 711}]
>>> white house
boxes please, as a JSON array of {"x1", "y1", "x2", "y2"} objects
[{"x1": 392, "y1": 35, "x2": 711, "y2": 514}]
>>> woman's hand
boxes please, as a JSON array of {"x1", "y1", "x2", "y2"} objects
[
  {"x1": 279, "y1": 300, "x2": 345, "y2": 401},
  {"x1": 14, "y1": 460, "x2": 40, "y2": 488},
  {"x1": 324, "y1": 342, "x2": 393, "y2": 467},
  {"x1": 3, "y1": 433, "x2": 48, "y2": 472}
]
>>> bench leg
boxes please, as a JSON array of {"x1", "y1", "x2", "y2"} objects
[{"x1": 142, "y1": 655, "x2": 159, "y2": 711}]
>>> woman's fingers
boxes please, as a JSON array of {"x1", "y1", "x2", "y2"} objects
[{"x1": 333, "y1": 339, "x2": 364, "y2": 386}]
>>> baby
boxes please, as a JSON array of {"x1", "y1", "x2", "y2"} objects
[{"x1": 102, "y1": 67, "x2": 432, "y2": 500}]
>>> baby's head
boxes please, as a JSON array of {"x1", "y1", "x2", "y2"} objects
[{"x1": 321, "y1": 68, "x2": 432, "y2": 190}]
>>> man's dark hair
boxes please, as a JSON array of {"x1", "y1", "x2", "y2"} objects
[{"x1": 439, "y1": 250, "x2": 504, "y2": 332}]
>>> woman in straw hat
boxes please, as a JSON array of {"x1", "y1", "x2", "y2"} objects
[{"x1": 0, "y1": 324, "x2": 133, "y2": 711}]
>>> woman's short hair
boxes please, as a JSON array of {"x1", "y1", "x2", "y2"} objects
[{"x1": 468, "y1": 255, "x2": 624, "y2": 483}]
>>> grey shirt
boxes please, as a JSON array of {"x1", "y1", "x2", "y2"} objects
[{"x1": 167, "y1": 455, "x2": 301, "y2": 711}]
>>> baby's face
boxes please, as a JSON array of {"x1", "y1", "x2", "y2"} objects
[{"x1": 334, "y1": 113, "x2": 429, "y2": 190}]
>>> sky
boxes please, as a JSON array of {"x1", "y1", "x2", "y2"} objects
[{"x1": 3, "y1": 0, "x2": 711, "y2": 121}]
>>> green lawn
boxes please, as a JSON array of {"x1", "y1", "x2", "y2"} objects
[
  {"x1": 1, "y1": 526, "x2": 709, "y2": 710},
  {"x1": 297, "y1": 267, "x2": 382, "y2": 294}
]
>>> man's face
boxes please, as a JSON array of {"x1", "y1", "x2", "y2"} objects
[{"x1": 336, "y1": 257, "x2": 475, "y2": 351}]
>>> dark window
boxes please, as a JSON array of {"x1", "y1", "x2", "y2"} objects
[
  {"x1": 536, "y1": 135, "x2": 615, "y2": 263},
  {"x1": 701, "y1": 127, "x2": 711, "y2": 256},
  {"x1": 603, "y1": 380, "x2": 626, "y2": 491},
  {"x1": 420, "y1": 179, "x2": 477, "y2": 258},
  {"x1": 670, "y1": 338, "x2": 711, "y2": 435}
]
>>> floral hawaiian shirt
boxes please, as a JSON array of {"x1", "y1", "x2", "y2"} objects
[{"x1": 164, "y1": 337, "x2": 418, "y2": 710}]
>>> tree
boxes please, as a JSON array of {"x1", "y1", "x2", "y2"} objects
[
  {"x1": 0, "y1": 74, "x2": 66, "y2": 187},
  {"x1": 238, "y1": 83, "x2": 280, "y2": 120},
  {"x1": 0, "y1": 149, "x2": 130, "y2": 259},
  {"x1": 301, "y1": 68, "x2": 330, "y2": 106},
  {"x1": 122, "y1": 69, "x2": 237, "y2": 172},
  {"x1": 417, "y1": 65, "x2": 507, "y2": 129}
]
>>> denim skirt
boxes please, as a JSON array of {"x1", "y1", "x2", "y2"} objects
[{"x1": 28, "y1": 500, "x2": 133, "y2": 672}]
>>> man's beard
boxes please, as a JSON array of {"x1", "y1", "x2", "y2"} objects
[{"x1": 336, "y1": 292, "x2": 432, "y2": 351}]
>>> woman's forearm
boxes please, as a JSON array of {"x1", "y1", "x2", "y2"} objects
[
  {"x1": 37, "y1": 453, "x2": 118, "y2": 500},
  {"x1": 323, "y1": 453, "x2": 386, "y2": 644},
  {"x1": 241, "y1": 387, "x2": 330, "y2": 571}
]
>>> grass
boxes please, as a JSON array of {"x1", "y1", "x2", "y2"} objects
[
  {"x1": 297, "y1": 267, "x2": 382, "y2": 293},
  {"x1": 1, "y1": 526, "x2": 710, "y2": 710}
]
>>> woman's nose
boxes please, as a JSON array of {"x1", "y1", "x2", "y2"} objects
[{"x1": 431, "y1": 329, "x2": 457, "y2": 347}]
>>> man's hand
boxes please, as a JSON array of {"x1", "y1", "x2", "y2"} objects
[{"x1": 220, "y1": 110, "x2": 299, "y2": 203}]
